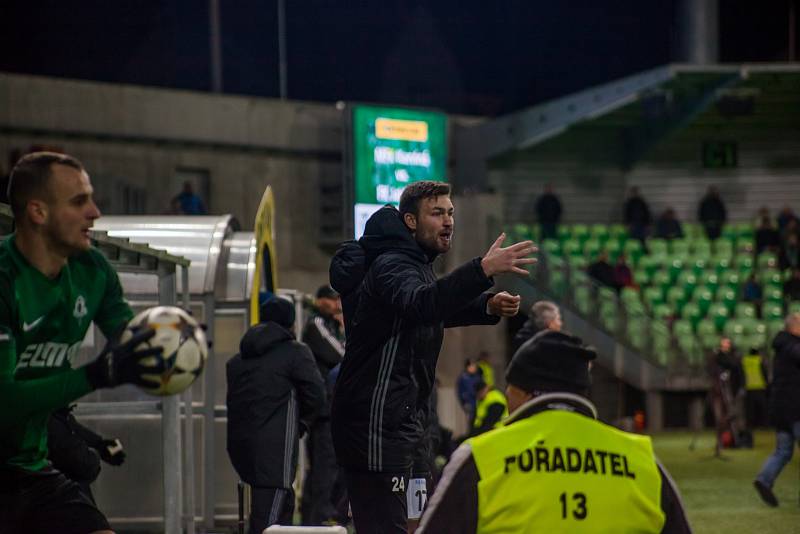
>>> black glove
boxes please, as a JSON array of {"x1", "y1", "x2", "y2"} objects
[
  {"x1": 99, "y1": 438, "x2": 126, "y2": 466},
  {"x1": 84, "y1": 327, "x2": 165, "y2": 389}
]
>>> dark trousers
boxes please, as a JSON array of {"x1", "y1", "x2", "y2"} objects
[
  {"x1": 250, "y1": 487, "x2": 293, "y2": 534},
  {"x1": 745, "y1": 390, "x2": 768, "y2": 428},
  {"x1": 301, "y1": 418, "x2": 339, "y2": 525},
  {"x1": 540, "y1": 222, "x2": 558, "y2": 241},
  {"x1": 345, "y1": 470, "x2": 408, "y2": 534}
]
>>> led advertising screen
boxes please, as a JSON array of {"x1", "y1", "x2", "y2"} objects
[{"x1": 352, "y1": 105, "x2": 447, "y2": 238}]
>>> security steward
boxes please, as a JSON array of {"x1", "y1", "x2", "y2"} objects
[
  {"x1": 418, "y1": 331, "x2": 692, "y2": 533},
  {"x1": 470, "y1": 380, "x2": 508, "y2": 437}
]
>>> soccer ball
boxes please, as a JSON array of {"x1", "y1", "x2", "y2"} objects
[{"x1": 122, "y1": 306, "x2": 208, "y2": 396}]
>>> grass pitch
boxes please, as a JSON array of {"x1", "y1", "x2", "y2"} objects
[{"x1": 652, "y1": 430, "x2": 800, "y2": 534}]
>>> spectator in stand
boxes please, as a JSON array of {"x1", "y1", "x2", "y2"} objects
[
  {"x1": 755, "y1": 206, "x2": 775, "y2": 228},
  {"x1": 755, "y1": 215, "x2": 781, "y2": 255},
  {"x1": 784, "y1": 269, "x2": 800, "y2": 302},
  {"x1": 534, "y1": 183, "x2": 562, "y2": 241},
  {"x1": 698, "y1": 185, "x2": 727, "y2": 240},
  {"x1": 780, "y1": 233, "x2": 800, "y2": 271},
  {"x1": 511, "y1": 301, "x2": 562, "y2": 353},
  {"x1": 654, "y1": 208, "x2": 684, "y2": 240},
  {"x1": 777, "y1": 206, "x2": 799, "y2": 233},
  {"x1": 171, "y1": 181, "x2": 207, "y2": 215},
  {"x1": 614, "y1": 253, "x2": 635, "y2": 289},
  {"x1": 456, "y1": 359, "x2": 482, "y2": 427},
  {"x1": 588, "y1": 251, "x2": 618, "y2": 291},
  {"x1": 623, "y1": 186, "x2": 651, "y2": 243},
  {"x1": 742, "y1": 273, "x2": 763, "y2": 313}
]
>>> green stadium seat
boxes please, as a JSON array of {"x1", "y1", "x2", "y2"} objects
[
  {"x1": 740, "y1": 317, "x2": 759, "y2": 335},
  {"x1": 692, "y1": 286, "x2": 714, "y2": 313},
  {"x1": 549, "y1": 270, "x2": 567, "y2": 297},
  {"x1": 670, "y1": 239, "x2": 690, "y2": 256},
  {"x1": 684, "y1": 223, "x2": 703, "y2": 240},
  {"x1": 735, "y1": 302, "x2": 757, "y2": 319},
  {"x1": 768, "y1": 319, "x2": 785, "y2": 338},
  {"x1": 572, "y1": 224, "x2": 590, "y2": 244},
  {"x1": 698, "y1": 271, "x2": 719, "y2": 291},
  {"x1": 599, "y1": 300, "x2": 617, "y2": 317},
  {"x1": 708, "y1": 302, "x2": 730, "y2": 331},
  {"x1": 790, "y1": 302, "x2": 800, "y2": 314},
  {"x1": 709, "y1": 256, "x2": 732, "y2": 274},
  {"x1": 701, "y1": 332, "x2": 720, "y2": 350},
  {"x1": 548, "y1": 255, "x2": 566, "y2": 271},
  {"x1": 735, "y1": 255, "x2": 754, "y2": 272},
  {"x1": 689, "y1": 255, "x2": 710, "y2": 274},
  {"x1": 697, "y1": 319, "x2": 718, "y2": 337},
  {"x1": 633, "y1": 267, "x2": 650, "y2": 287},
  {"x1": 512, "y1": 224, "x2": 533, "y2": 241},
  {"x1": 598, "y1": 286, "x2": 617, "y2": 302},
  {"x1": 583, "y1": 239, "x2": 602, "y2": 260},
  {"x1": 625, "y1": 299, "x2": 647, "y2": 317},
  {"x1": 623, "y1": 240, "x2": 644, "y2": 265},
  {"x1": 640, "y1": 255, "x2": 666, "y2": 277},
  {"x1": 651, "y1": 270, "x2": 671, "y2": 293},
  {"x1": 677, "y1": 335, "x2": 702, "y2": 366},
  {"x1": 681, "y1": 302, "x2": 703, "y2": 328},
  {"x1": 736, "y1": 238, "x2": 755, "y2": 255},
  {"x1": 590, "y1": 224, "x2": 610, "y2": 243},
  {"x1": 568, "y1": 256, "x2": 588, "y2": 271},
  {"x1": 761, "y1": 269, "x2": 782, "y2": 287},
  {"x1": 749, "y1": 332, "x2": 768, "y2": 351},
  {"x1": 666, "y1": 286, "x2": 688, "y2": 312},
  {"x1": 604, "y1": 240, "x2": 622, "y2": 262},
  {"x1": 653, "y1": 303, "x2": 674, "y2": 320},
  {"x1": 627, "y1": 319, "x2": 648, "y2": 350},
  {"x1": 558, "y1": 225, "x2": 572, "y2": 243},
  {"x1": 722, "y1": 225, "x2": 737, "y2": 241},
  {"x1": 600, "y1": 312, "x2": 618, "y2": 333},
  {"x1": 714, "y1": 239, "x2": 734, "y2": 258},
  {"x1": 757, "y1": 252, "x2": 779, "y2": 270},
  {"x1": 572, "y1": 270, "x2": 589, "y2": 286},
  {"x1": 715, "y1": 286, "x2": 737, "y2": 311},
  {"x1": 764, "y1": 285, "x2": 783, "y2": 303},
  {"x1": 620, "y1": 287, "x2": 640, "y2": 306},
  {"x1": 543, "y1": 239, "x2": 561, "y2": 257},
  {"x1": 723, "y1": 319, "x2": 745, "y2": 339},
  {"x1": 736, "y1": 222, "x2": 755, "y2": 240},
  {"x1": 673, "y1": 319, "x2": 694, "y2": 337},
  {"x1": 692, "y1": 239, "x2": 712, "y2": 257},
  {"x1": 573, "y1": 286, "x2": 592, "y2": 315},
  {"x1": 643, "y1": 286, "x2": 664, "y2": 309},
  {"x1": 609, "y1": 224, "x2": 627, "y2": 243},
  {"x1": 648, "y1": 238, "x2": 669, "y2": 257},
  {"x1": 563, "y1": 239, "x2": 583, "y2": 257},
  {"x1": 719, "y1": 270, "x2": 741, "y2": 290},
  {"x1": 677, "y1": 271, "x2": 698, "y2": 295},
  {"x1": 666, "y1": 256, "x2": 687, "y2": 283}
]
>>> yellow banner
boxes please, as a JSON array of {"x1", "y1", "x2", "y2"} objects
[
  {"x1": 250, "y1": 186, "x2": 278, "y2": 326},
  {"x1": 375, "y1": 118, "x2": 428, "y2": 142}
]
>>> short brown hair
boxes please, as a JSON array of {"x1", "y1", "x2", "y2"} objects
[
  {"x1": 398, "y1": 181, "x2": 451, "y2": 218},
  {"x1": 7, "y1": 152, "x2": 84, "y2": 219}
]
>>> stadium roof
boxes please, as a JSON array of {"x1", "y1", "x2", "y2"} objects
[{"x1": 456, "y1": 63, "x2": 800, "y2": 181}]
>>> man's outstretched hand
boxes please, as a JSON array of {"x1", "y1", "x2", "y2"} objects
[
  {"x1": 480, "y1": 233, "x2": 537, "y2": 278},
  {"x1": 488, "y1": 291, "x2": 521, "y2": 317}
]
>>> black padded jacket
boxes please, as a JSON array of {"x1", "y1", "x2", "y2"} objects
[{"x1": 329, "y1": 205, "x2": 499, "y2": 473}]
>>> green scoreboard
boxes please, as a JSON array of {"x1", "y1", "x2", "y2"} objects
[{"x1": 350, "y1": 105, "x2": 448, "y2": 238}]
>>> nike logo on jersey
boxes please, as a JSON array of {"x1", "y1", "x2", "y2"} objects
[{"x1": 23, "y1": 316, "x2": 45, "y2": 332}]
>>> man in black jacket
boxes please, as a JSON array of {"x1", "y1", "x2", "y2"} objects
[
  {"x1": 754, "y1": 313, "x2": 800, "y2": 507},
  {"x1": 329, "y1": 181, "x2": 535, "y2": 533},
  {"x1": 301, "y1": 285, "x2": 345, "y2": 526},
  {"x1": 226, "y1": 297, "x2": 325, "y2": 533},
  {"x1": 535, "y1": 183, "x2": 562, "y2": 241},
  {"x1": 623, "y1": 186, "x2": 652, "y2": 243},
  {"x1": 698, "y1": 186, "x2": 727, "y2": 240},
  {"x1": 418, "y1": 331, "x2": 692, "y2": 534}
]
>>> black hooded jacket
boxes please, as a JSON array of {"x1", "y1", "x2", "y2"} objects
[
  {"x1": 329, "y1": 205, "x2": 499, "y2": 473},
  {"x1": 226, "y1": 321, "x2": 324, "y2": 488},
  {"x1": 768, "y1": 330, "x2": 800, "y2": 429}
]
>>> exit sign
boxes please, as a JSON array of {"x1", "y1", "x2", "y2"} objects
[{"x1": 703, "y1": 142, "x2": 737, "y2": 168}]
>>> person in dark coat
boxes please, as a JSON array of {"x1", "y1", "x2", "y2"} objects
[
  {"x1": 754, "y1": 313, "x2": 800, "y2": 507},
  {"x1": 47, "y1": 406, "x2": 126, "y2": 503},
  {"x1": 698, "y1": 186, "x2": 727, "y2": 240},
  {"x1": 654, "y1": 208, "x2": 684, "y2": 240},
  {"x1": 510, "y1": 301, "x2": 562, "y2": 354},
  {"x1": 623, "y1": 186, "x2": 652, "y2": 243},
  {"x1": 301, "y1": 285, "x2": 345, "y2": 526},
  {"x1": 755, "y1": 216, "x2": 781, "y2": 255},
  {"x1": 456, "y1": 360, "x2": 481, "y2": 427},
  {"x1": 328, "y1": 181, "x2": 534, "y2": 533},
  {"x1": 226, "y1": 297, "x2": 325, "y2": 533},
  {"x1": 588, "y1": 251, "x2": 618, "y2": 290},
  {"x1": 534, "y1": 183, "x2": 562, "y2": 241}
]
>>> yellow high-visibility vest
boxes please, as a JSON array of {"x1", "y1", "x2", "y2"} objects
[
  {"x1": 473, "y1": 389, "x2": 509, "y2": 432},
  {"x1": 743, "y1": 354, "x2": 767, "y2": 391},
  {"x1": 469, "y1": 409, "x2": 665, "y2": 533},
  {"x1": 477, "y1": 360, "x2": 495, "y2": 388}
]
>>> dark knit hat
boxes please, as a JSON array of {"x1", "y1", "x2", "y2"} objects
[
  {"x1": 316, "y1": 285, "x2": 339, "y2": 300},
  {"x1": 505, "y1": 331, "x2": 596, "y2": 394},
  {"x1": 260, "y1": 297, "x2": 296, "y2": 329}
]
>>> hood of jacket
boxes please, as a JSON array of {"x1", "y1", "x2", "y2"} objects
[
  {"x1": 239, "y1": 321, "x2": 294, "y2": 359},
  {"x1": 773, "y1": 330, "x2": 800, "y2": 353},
  {"x1": 330, "y1": 205, "x2": 427, "y2": 297}
]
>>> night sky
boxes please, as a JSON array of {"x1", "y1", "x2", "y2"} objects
[{"x1": 1, "y1": 0, "x2": 796, "y2": 116}]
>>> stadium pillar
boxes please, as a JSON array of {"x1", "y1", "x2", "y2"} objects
[
  {"x1": 675, "y1": 0, "x2": 719, "y2": 64},
  {"x1": 646, "y1": 391, "x2": 664, "y2": 432}
]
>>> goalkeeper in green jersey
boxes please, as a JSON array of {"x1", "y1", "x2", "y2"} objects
[{"x1": 0, "y1": 152, "x2": 165, "y2": 534}]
